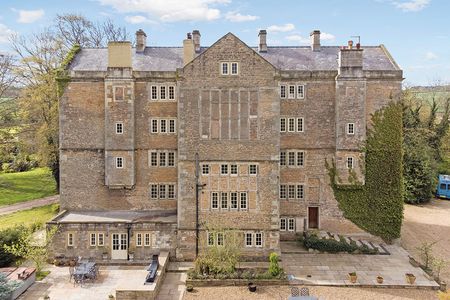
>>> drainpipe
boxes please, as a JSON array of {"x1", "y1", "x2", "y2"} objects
[
  {"x1": 195, "y1": 153, "x2": 199, "y2": 257},
  {"x1": 126, "y1": 223, "x2": 131, "y2": 260}
]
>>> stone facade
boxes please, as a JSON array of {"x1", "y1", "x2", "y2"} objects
[{"x1": 51, "y1": 29, "x2": 403, "y2": 261}]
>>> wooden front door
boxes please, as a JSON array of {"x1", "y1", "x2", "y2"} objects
[{"x1": 308, "y1": 207, "x2": 319, "y2": 229}]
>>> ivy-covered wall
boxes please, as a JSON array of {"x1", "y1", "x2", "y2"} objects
[{"x1": 327, "y1": 102, "x2": 404, "y2": 242}]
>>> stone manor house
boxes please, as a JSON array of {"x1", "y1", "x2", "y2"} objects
[{"x1": 49, "y1": 29, "x2": 403, "y2": 261}]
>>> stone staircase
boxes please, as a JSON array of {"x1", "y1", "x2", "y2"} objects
[{"x1": 318, "y1": 231, "x2": 390, "y2": 255}]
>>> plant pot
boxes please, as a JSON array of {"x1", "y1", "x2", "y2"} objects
[
  {"x1": 129, "y1": 253, "x2": 134, "y2": 261},
  {"x1": 248, "y1": 282, "x2": 257, "y2": 292},
  {"x1": 440, "y1": 281, "x2": 447, "y2": 292},
  {"x1": 405, "y1": 273, "x2": 416, "y2": 285},
  {"x1": 102, "y1": 254, "x2": 108, "y2": 260},
  {"x1": 348, "y1": 273, "x2": 357, "y2": 283},
  {"x1": 186, "y1": 284, "x2": 194, "y2": 292},
  {"x1": 376, "y1": 276, "x2": 384, "y2": 284}
]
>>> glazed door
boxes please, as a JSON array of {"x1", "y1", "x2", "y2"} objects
[
  {"x1": 308, "y1": 207, "x2": 319, "y2": 229},
  {"x1": 111, "y1": 233, "x2": 128, "y2": 259}
]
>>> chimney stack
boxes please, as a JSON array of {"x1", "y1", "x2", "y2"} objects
[
  {"x1": 192, "y1": 30, "x2": 201, "y2": 53},
  {"x1": 183, "y1": 33, "x2": 195, "y2": 66},
  {"x1": 258, "y1": 30, "x2": 267, "y2": 53},
  {"x1": 310, "y1": 30, "x2": 321, "y2": 51},
  {"x1": 108, "y1": 41, "x2": 132, "y2": 68},
  {"x1": 136, "y1": 29, "x2": 147, "y2": 53}
]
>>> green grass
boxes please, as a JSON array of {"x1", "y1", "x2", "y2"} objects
[
  {"x1": 0, "y1": 168, "x2": 57, "y2": 206},
  {"x1": 0, "y1": 204, "x2": 59, "y2": 230},
  {"x1": 36, "y1": 270, "x2": 51, "y2": 281}
]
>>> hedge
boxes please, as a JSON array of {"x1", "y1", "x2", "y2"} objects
[{"x1": 327, "y1": 102, "x2": 404, "y2": 242}]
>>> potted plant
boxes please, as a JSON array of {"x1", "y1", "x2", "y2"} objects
[
  {"x1": 348, "y1": 272, "x2": 357, "y2": 283},
  {"x1": 128, "y1": 252, "x2": 134, "y2": 261},
  {"x1": 248, "y1": 282, "x2": 257, "y2": 292},
  {"x1": 376, "y1": 276, "x2": 384, "y2": 284},
  {"x1": 102, "y1": 251, "x2": 108, "y2": 260},
  {"x1": 186, "y1": 284, "x2": 194, "y2": 292},
  {"x1": 405, "y1": 273, "x2": 416, "y2": 285}
]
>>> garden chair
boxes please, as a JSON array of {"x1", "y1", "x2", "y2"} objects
[
  {"x1": 300, "y1": 287, "x2": 310, "y2": 296},
  {"x1": 291, "y1": 287, "x2": 299, "y2": 297}
]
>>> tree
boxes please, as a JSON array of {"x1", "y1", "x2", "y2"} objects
[{"x1": 3, "y1": 226, "x2": 58, "y2": 274}]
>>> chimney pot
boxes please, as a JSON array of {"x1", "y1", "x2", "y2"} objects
[
  {"x1": 136, "y1": 29, "x2": 147, "y2": 53},
  {"x1": 258, "y1": 29, "x2": 267, "y2": 53},
  {"x1": 187, "y1": 33, "x2": 192, "y2": 39},
  {"x1": 310, "y1": 30, "x2": 321, "y2": 51},
  {"x1": 192, "y1": 30, "x2": 201, "y2": 53},
  {"x1": 348, "y1": 40, "x2": 353, "y2": 49}
]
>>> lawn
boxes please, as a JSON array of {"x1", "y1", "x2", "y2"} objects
[
  {"x1": 0, "y1": 168, "x2": 57, "y2": 206},
  {"x1": 0, "y1": 204, "x2": 59, "y2": 230}
]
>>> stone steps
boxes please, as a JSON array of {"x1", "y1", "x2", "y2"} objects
[{"x1": 318, "y1": 232, "x2": 390, "y2": 255}]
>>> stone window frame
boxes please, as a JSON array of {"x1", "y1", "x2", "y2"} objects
[
  {"x1": 149, "y1": 84, "x2": 176, "y2": 101},
  {"x1": 245, "y1": 231, "x2": 263, "y2": 248},
  {"x1": 288, "y1": 85, "x2": 296, "y2": 99},
  {"x1": 209, "y1": 191, "x2": 249, "y2": 211},
  {"x1": 279, "y1": 185, "x2": 287, "y2": 199},
  {"x1": 149, "y1": 183, "x2": 176, "y2": 199},
  {"x1": 168, "y1": 86, "x2": 176, "y2": 100},
  {"x1": 239, "y1": 192, "x2": 248, "y2": 210},
  {"x1": 230, "y1": 62, "x2": 239, "y2": 75},
  {"x1": 280, "y1": 218, "x2": 287, "y2": 231},
  {"x1": 280, "y1": 183, "x2": 306, "y2": 200},
  {"x1": 113, "y1": 86, "x2": 125, "y2": 102},
  {"x1": 160, "y1": 119, "x2": 167, "y2": 133},
  {"x1": 230, "y1": 164, "x2": 238, "y2": 176},
  {"x1": 280, "y1": 151, "x2": 286, "y2": 166},
  {"x1": 297, "y1": 118, "x2": 304, "y2": 132},
  {"x1": 248, "y1": 164, "x2": 258, "y2": 175},
  {"x1": 67, "y1": 232, "x2": 74, "y2": 247},
  {"x1": 211, "y1": 192, "x2": 219, "y2": 209},
  {"x1": 281, "y1": 150, "x2": 305, "y2": 168},
  {"x1": 136, "y1": 233, "x2": 143, "y2": 247},
  {"x1": 297, "y1": 85, "x2": 305, "y2": 99},
  {"x1": 217, "y1": 232, "x2": 225, "y2": 246},
  {"x1": 280, "y1": 118, "x2": 286, "y2": 132},
  {"x1": 221, "y1": 192, "x2": 228, "y2": 210},
  {"x1": 280, "y1": 218, "x2": 295, "y2": 232},
  {"x1": 255, "y1": 232, "x2": 263, "y2": 247},
  {"x1": 347, "y1": 123, "x2": 355, "y2": 135},
  {"x1": 89, "y1": 233, "x2": 96, "y2": 247},
  {"x1": 220, "y1": 164, "x2": 229, "y2": 175},
  {"x1": 279, "y1": 85, "x2": 287, "y2": 99},
  {"x1": 347, "y1": 157, "x2": 354, "y2": 169},
  {"x1": 160, "y1": 86, "x2": 167, "y2": 100},
  {"x1": 98, "y1": 233, "x2": 105, "y2": 246},
  {"x1": 287, "y1": 118, "x2": 295, "y2": 132},
  {"x1": 144, "y1": 233, "x2": 151, "y2": 247},
  {"x1": 115, "y1": 157, "x2": 124, "y2": 169},
  {"x1": 244, "y1": 232, "x2": 253, "y2": 247},
  {"x1": 148, "y1": 150, "x2": 176, "y2": 167},
  {"x1": 149, "y1": 118, "x2": 177, "y2": 134},
  {"x1": 115, "y1": 122, "x2": 123, "y2": 134},
  {"x1": 202, "y1": 164, "x2": 210, "y2": 175},
  {"x1": 207, "y1": 231, "x2": 215, "y2": 247},
  {"x1": 230, "y1": 192, "x2": 238, "y2": 210},
  {"x1": 220, "y1": 62, "x2": 229, "y2": 75},
  {"x1": 151, "y1": 119, "x2": 158, "y2": 133},
  {"x1": 151, "y1": 85, "x2": 158, "y2": 100}
]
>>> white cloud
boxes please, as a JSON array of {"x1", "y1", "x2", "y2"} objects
[
  {"x1": 225, "y1": 12, "x2": 259, "y2": 22},
  {"x1": 125, "y1": 15, "x2": 157, "y2": 24},
  {"x1": 320, "y1": 32, "x2": 335, "y2": 41},
  {"x1": 285, "y1": 35, "x2": 309, "y2": 44},
  {"x1": 15, "y1": 9, "x2": 45, "y2": 23},
  {"x1": 425, "y1": 51, "x2": 438, "y2": 60},
  {"x1": 97, "y1": 0, "x2": 230, "y2": 22},
  {"x1": 0, "y1": 24, "x2": 15, "y2": 43},
  {"x1": 393, "y1": 0, "x2": 430, "y2": 12},
  {"x1": 267, "y1": 23, "x2": 295, "y2": 33}
]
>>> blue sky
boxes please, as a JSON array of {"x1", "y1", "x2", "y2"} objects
[{"x1": 0, "y1": 0, "x2": 449, "y2": 85}]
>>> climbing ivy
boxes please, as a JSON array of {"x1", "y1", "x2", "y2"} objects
[
  {"x1": 327, "y1": 102, "x2": 404, "y2": 242},
  {"x1": 55, "y1": 44, "x2": 80, "y2": 96}
]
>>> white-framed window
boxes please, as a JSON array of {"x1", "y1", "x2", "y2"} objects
[
  {"x1": 230, "y1": 192, "x2": 238, "y2": 209},
  {"x1": 280, "y1": 185, "x2": 287, "y2": 199},
  {"x1": 297, "y1": 184, "x2": 304, "y2": 199},
  {"x1": 245, "y1": 232, "x2": 253, "y2": 247},
  {"x1": 280, "y1": 218, "x2": 287, "y2": 231},
  {"x1": 297, "y1": 85, "x2": 305, "y2": 99},
  {"x1": 115, "y1": 157, "x2": 123, "y2": 168},
  {"x1": 202, "y1": 164, "x2": 210, "y2": 175},
  {"x1": 347, "y1": 123, "x2": 355, "y2": 135},
  {"x1": 144, "y1": 233, "x2": 151, "y2": 247},
  {"x1": 288, "y1": 118, "x2": 295, "y2": 132},
  {"x1": 249, "y1": 164, "x2": 258, "y2": 175},
  {"x1": 231, "y1": 62, "x2": 238, "y2": 75},
  {"x1": 230, "y1": 164, "x2": 238, "y2": 175},
  {"x1": 116, "y1": 122, "x2": 123, "y2": 134},
  {"x1": 288, "y1": 85, "x2": 295, "y2": 99},
  {"x1": 240, "y1": 192, "x2": 248, "y2": 210},
  {"x1": 280, "y1": 151, "x2": 286, "y2": 166},
  {"x1": 280, "y1": 85, "x2": 286, "y2": 99},
  {"x1": 207, "y1": 232, "x2": 215, "y2": 246},
  {"x1": 159, "y1": 185, "x2": 166, "y2": 199},
  {"x1": 150, "y1": 152, "x2": 158, "y2": 166},
  {"x1": 168, "y1": 152, "x2": 175, "y2": 167},
  {"x1": 221, "y1": 192, "x2": 228, "y2": 209},
  {"x1": 288, "y1": 152, "x2": 295, "y2": 166},
  {"x1": 168, "y1": 86, "x2": 175, "y2": 100},
  {"x1": 159, "y1": 152, "x2": 166, "y2": 167},
  {"x1": 90, "y1": 233, "x2": 96, "y2": 246},
  {"x1": 168, "y1": 184, "x2": 175, "y2": 199},
  {"x1": 67, "y1": 233, "x2": 74, "y2": 247},
  {"x1": 288, "y1": 218, "x2": 295, "y2": 231},
  {"x1": 160, "y1": 119, "x2": 167, "y2": 133},
  {"x1": 280, "y1": 118, "x2": 286, "y2": 132},
  {"x1": 297, "y1": 118, "x2": 304, "y2": 132},
  {"x1": 217, "y1": 232, "x2": 224, "y2": 246},
  {"x1": 150, "y1": 184, "x2": 158, "y2": 199},
  {"x1": 221, "y1": 62, "x2": 229, "y2": 75},
  {"x1": 169, "y1": 119, "x2": 176, "y2": 133},
  {"x1": 221, "y1": 164, "x2": 228, "y2": 175},
  {"x1": 151, "y1": 119, "x2": 158, "y2": 133},
  {"x1": 160, "y1": 86, "x2": 166, "y2": 100},
  {"x1": 136, "y1": 233, "x2": 143, "y2": 247},
  {"x1": 255, "y1": 232, "x2": 263, "y2": 247},
  {"x1": 151, "y1": 86, "x2": 158, "y2": 100},
  {"x1": 297, "y1": 151, "x2": 304, "y2": 167},
  {"x1": 211, "y1": 192, "x2": 219, "y2": 209},
  {"x1": 347, "y1": 157, "x2": 354, "y2": 169},
  {"x1": 98, "y1": 233, "x2": 104, "y2": 246},
  {"x1": 288, "y1": 185, "x2": 296, "y2": 199}
]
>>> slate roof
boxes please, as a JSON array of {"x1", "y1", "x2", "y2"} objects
[{"x1": 69, "y1": 45, "x2": 399, "y2": 72}]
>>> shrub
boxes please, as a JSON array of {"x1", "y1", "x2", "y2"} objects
[
  {"x1": 268, "y1": 252, "x2": 282, "y2": 277},
  {"x1": 301, "y1": 232, "x2": 378, "y2": 254},
  {"x1": 0, "y1": 225, "x2": 25, "y2": 267}
]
